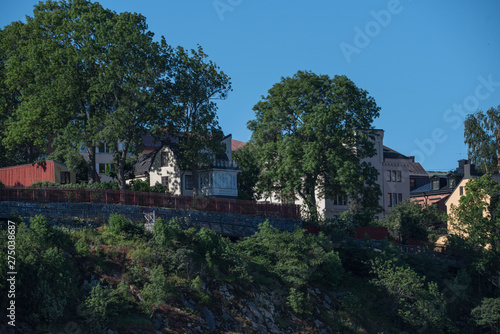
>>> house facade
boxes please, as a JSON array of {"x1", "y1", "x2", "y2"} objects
[{"x1": 132, "y1": 134, "x2": 241, "y2": 197}]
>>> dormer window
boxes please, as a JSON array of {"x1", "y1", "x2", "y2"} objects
[
  {"x1": 432, "y1": 179, "x2": 440, "y2": 190},
  {"x1": 449, "y1": 178, "x2": 456, "y2": 189}
]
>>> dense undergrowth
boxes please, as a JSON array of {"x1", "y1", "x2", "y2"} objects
[{"x1": 0, "y1": 213, "x2": 498, "y2": 333}]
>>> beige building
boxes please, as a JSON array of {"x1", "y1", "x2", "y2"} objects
[{"x1": 258, "y1": 129, "x2": 427, "y2": 219}]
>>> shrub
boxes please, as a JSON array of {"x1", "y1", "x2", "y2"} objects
[
  {"x1": 286, "y1": 287, "x2": 311, "y2": 316},
  {"x1": 141, "y1": 265, "x2": 171, "y2": 312},
  {"x1": 85, "y1": 283, "x2": 131, "y2": 333},
  {"x1": 128, "y1": 179, "x2": 150, "y2": 192},
  {"x1": 153, "y1": 217, "x2": 184, "y2": 247},
  {"x1": 108, "y1": 214, "x2": 132, "y2": 235},
  {"x1": 150, "y1": 181, "x2": 166, "y2": 193},
  {"x1": 471, "y1": 298, "x2": 500, "y2": 333},
  {"x1": 29, "y1": 215, "x2": 54, "y2": 248},
  {"x1": 32, "y1": 247, "x2": 77, "y2": 324},
  {"x1": 237, "y1": 221, "x2": 343, "y2": 288}
]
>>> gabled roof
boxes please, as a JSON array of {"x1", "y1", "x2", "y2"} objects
[
  {"x1": 383, "y1": 146, "x2": 408, "y2": 160},
  {"x1": 134, "y1": 149, "x2": 160, "y2": 177},
  {"x1": 231, "y1": 139, "x2": 247, "y2": 152},
  {"x1": 408, "y1": 162, "x2": 428, "y2": 176}
]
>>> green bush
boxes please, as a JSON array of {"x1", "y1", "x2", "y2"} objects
[
  {"x1": 32, "y1": 247, "x2": 77, "y2": 324},
  {"x1": 108, "y1": 214, "x2": 132, "y2": 235},
  {"x1": 141, "y1": 265, "x2": 171, "y2": 311},
  {"x1": 153, "y1": 217, "x2": 184, "y2": 247},
  {"x1": 29, "y1": 215, "x2": 54, "y2": 248},
  {"x1": 471, "y1": 298, "x2": 500, "y2": 333},
  {"x1": 237, "y1": 221, "x2": 343, "y2": 288},
  {"x1": 128, "y1": 179, "x2": 150, "y2": 192},
  {"x1": 150, "y1": 181, "x2": 166, "y2": 193},
  {"x1": 85, "y1": 283, "x2": 132, "y2": 333},
  {"x1": 286, "y1": 287, "x2": 312, "y2": 316}
]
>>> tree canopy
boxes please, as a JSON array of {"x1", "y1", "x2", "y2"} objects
[
  {"x1": 247, "y1": 71, "x2": 381, "y2": 220},
  {"x1": 464, "y1": 105, "x2": 500, "y2": 174},
  {"x1": 169, "y1": 45, "x2": 231, "y2": 195},
  {"x1": 0, "y1": 0, "x2": 229, "y2": 191}
]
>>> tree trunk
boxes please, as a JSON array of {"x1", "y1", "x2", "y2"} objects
[{"x1": 87, "y1": 144, "x2": 98, "y2": 184}]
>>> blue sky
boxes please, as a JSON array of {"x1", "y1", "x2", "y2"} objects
[{"x1": 2, "y1": 1, "x2": 500, "y2": 171}]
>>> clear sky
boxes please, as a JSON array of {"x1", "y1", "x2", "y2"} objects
[{"x1": 2, "y1": 0, "x2": 500, "y2": 172}]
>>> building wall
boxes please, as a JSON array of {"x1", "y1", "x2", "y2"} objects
[
  {"x1": 53, "y1": 162, "x2": 77, "y2": 184},
  {"x1": 0, "y1": 161, "x2": 55, "y2": 186},
  {"x1": 445, "y1": 178, "x2": 471, "y2": 235},
  {"x1": 149, "y1": 146, "x2": 183, "y2": 195}
]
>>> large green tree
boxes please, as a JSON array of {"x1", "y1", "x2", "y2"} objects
[
  {"x1": 248, "y1": 71, "x2": 381, "y2": 220},
  {"x1": 464, "y1": 105, "x2": 500, "y2": 174},
  {"x1": 169, "y1": 45, "x2": 231, "y2": 195},
  {"x1": 1, "y1": 0, "x2": 175, "y2": 189}
]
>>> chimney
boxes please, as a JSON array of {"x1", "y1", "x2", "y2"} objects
[{"x1": 464, "y1": 162, "x2": 476, "y2": 179}]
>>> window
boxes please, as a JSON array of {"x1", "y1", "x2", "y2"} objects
[
  {"x1": 60, "y1": 172, "x2": 71, "y2": 184},
  {"x1": 97, "y1": 143, "x2": 110, "y2": 153},
  {"x1": 432, "y1": 179, "x2": 440, "y2": 190},
  {"x1": 388, "y1": 193, "x2": 403, "y2": 207},
  {"x1": 333, "y1": 194, "x2": 347, "y2": 206},
  {"x1": 161, "y1": 152, "x2": 168, "y2": 167},
  {"x1": 98, "y1": 163, "x2": 107, "y2": 174},
  {"x1": 459, "y1": 186, "x2": 464, "y2": 196},
  {"x1": 185, "y1": 175, "x2": 193, "y2": 190},
  {"x1": 387, "y1": 170, "x2": 402, "y2": 182},
  {"x1": 161, "y1": 176, "x2": 168, "y2": 187},
  {"x1": 410, "y1": 178, "x2": 416, "y2": 189}
]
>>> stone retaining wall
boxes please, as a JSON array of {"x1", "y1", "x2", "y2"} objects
[{"x1": 0, "y1": 201, "x2": 302, "y2": 237}]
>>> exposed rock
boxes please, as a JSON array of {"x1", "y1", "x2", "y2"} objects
[{"x1": 202, "y1": 307, "x2": 216, "y2": 330}]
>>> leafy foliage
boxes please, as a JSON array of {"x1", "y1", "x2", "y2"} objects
[
  {"x1": 237, "y1": 221, "x2": 343, "y2": 288},
  {"x1": 383, "y1": 199, "x2": 445, "y2": 242},
  {"x1": 169, "y1": 45, "x2": 231, "y2": 195},
  {"x1": 232, "y1": 143, "x2": 261, "y2": 200},
  {"x1": 471, "y1": 297, "x2": 500, "y2": 332},
  {"x1": 449, "y1": 174, "x2": 500, "y2": 274},
  {"x1": 247, "y1": 71, "x2": 381, "y2": 220},
  {"x1": 464, "y1": 105, "x2": 500, "y2": 174},
  {"x1": 370, "y1": 257, "x2": 449, "y2": 333}
]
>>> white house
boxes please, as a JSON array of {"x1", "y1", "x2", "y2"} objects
[{"x1": 132, "y1": 134, "x2": 241, "y2": 197}]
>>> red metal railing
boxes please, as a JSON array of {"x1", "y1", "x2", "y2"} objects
[{"x1": 0, "y1": 187, "x2": 301, "y2": 220}]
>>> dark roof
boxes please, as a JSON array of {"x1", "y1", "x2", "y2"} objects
[
  {"x1": 408, "y1": 162, "x2": 428, "y2": 176},
  {"x1": 133, "y1": 149, "x2": 160, "y2": 177},
  {"x1": 411, "y1": 183, "x2": 431, "y2": 194},
  {"x1": 383, "y1": 146, "x2": 408, "y2": 160}
]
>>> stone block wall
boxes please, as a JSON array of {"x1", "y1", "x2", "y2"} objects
[{"x1": 0, "y1": 201, "x2": 302, "y2": 237}]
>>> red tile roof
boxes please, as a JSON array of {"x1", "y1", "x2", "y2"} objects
[{"x1": 231, "y1": 139, "x2": 247, "y2": 152}]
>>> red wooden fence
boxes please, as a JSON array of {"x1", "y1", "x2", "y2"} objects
[{"x1": 0, "y1": 187, "x2": 301, "y2": 219}]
